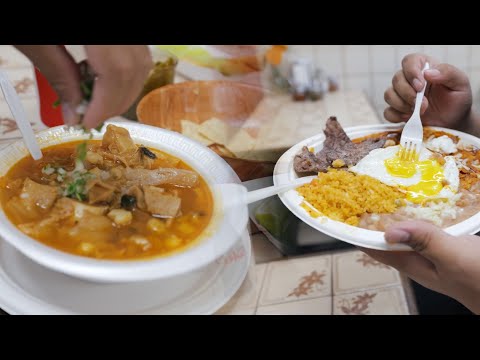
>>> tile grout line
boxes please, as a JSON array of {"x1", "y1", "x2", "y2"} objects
[
  {"x1": 330, "y1": 254, "x2": 334, "y2": 315},
  {"x1": 255, "y1": 254, "x2": 334, "y2": 312},
  {"x1": 367, "y1": 45, "x2": 375, "y2": 108},
  {"x1": 399, "y1": 274, "x2": 418, "y2": 315},
  {"x1": 341, "y1": 46, "x2": 347, "y2": 92},
  {"x1": 331, "y1": 250, "x2": 411, "y2": 314},
  {"x1": 468, "y1": 45, "x2": 473, "y2": 79},
  {"x1": 253, "y1": 263, "x2": 269, "y2": 314},
  {"x1": 335, "y1": 282, "x2": 404, "y2": 297}
]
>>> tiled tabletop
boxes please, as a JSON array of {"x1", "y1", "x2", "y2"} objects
[
  {"x1": 215, "y1": 229, "x2": 416, "y2": 315},
  {"x1": 0, "y1": 45, "x2": 416, "y2": 315}
]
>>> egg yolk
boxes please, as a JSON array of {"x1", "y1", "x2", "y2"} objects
[{"x1": 384, "y1": 153, "x2": 445, "y2": 204}]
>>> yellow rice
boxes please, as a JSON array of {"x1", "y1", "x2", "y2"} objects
[{"x1": 297, "y1": 170, "x2": 405, "y2": 226}]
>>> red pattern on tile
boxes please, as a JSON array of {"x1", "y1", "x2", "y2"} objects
[
  {"x1": 339, "y1": 292, "x2": 377, "y2": 315},
  {"x1": 356, "y1": 253, "x2": 390, "y2": 269},
  {"x1": 0, "y1": 117, "x2": 36, "y2": 135},
  {"x1": 14, "y1": 77, "x2": 34, "y2": 94},
  {"x1": 288, "y1": 270, "x2": 326, "y2": 298}
]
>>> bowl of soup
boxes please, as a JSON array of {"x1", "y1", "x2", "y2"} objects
[{"x1": 0, "y1": 121, "x2": 248, "y2": 283}]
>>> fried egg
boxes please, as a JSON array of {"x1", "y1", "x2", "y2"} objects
[{"x1": 349, "y1": 145, "x2": 459, "y2": 204}]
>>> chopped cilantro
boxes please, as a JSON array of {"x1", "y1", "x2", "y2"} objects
[
  {"x1": 95, "y1": 123, "x2": 104, "y2": 132},
  {"x1": 76, "y1": 142, "x2": 88, "y2": 162},
  {"x1": 53, "y1": 99, "x2": 61, "y2": 108},
  {"x1": 64, "y1": 171, "x2": 93, "y2": 202},
  {"x1": 80, "y1": 81, "x2": 93, "y2": 101},
  {"x1": 65, "y1": 176, "x2": 88, "y2": 201}
]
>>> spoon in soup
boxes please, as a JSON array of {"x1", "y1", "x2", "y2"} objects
[{"x1": 0, "y1": 70, "x2": 43, "y2": 160}]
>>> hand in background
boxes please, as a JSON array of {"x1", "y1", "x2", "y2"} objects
[
  {"x1": 362, "y1": 220, "x2": 480, "y2": 314},
  {"x1": 15, "y1": 45, "x2": 152, "y2": 129},
  {"x1": 384, "y1": 53, "x2": 473, "y2": 131}
]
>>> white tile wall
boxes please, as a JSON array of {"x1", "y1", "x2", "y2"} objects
[
  {"x1": 371, "y1": 45, "x2": 396, "y2": 74},
  {"x1": 313, "y1": 45, "x2": 343, "y2": 78},
  {"x1": 344, "y1": 45, "x2": 370, "y2": 74},
  {"x1": 288, "y1": 45, "x2": 480, "y2": 120},
  {"x1": 372, "y1": 73, "x2": 392, "y2": 121},
  {"x1": 287, "y1": 45, "x2": 314, "y2": 59},
  {"x1": 472, "y1": 46, "x2": 480, "y2": 70},
  {"x1": 470, "y1": 69, "x2": 480, "y2": 113},
  {"x1": 396, "y1": 45, "x2": 424, "y2": 63},
  {"x1": 446, "y1": 45, "x2": 470, "y2": 71},
  {"x1": 344, "y1": 74, "x2": 372, "y2": 95},
  {"x1": 424, "y1": 45, "x2": 448, "y2": 63}
]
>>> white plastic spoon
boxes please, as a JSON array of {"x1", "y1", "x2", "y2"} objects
[
  {"x1": 215, "y1": 175, "x2": 316, "y2": 207},
  {"x1": 213, "y1": 176, "x2": 317, "y2": 238},
  {"x1": 0, "y1": 70, "x2": 42, "y2": 160}
]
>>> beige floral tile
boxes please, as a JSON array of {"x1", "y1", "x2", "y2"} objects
[
  {"x1": 251, "y1": 233, "x2": 283, "y2": 264},
  {"x1": 0, "y1": 67, "x2": 37, "y2": 99},
  {"x1": 215, "y1": 263, "x2": 267, "y2": 315},
  {"x1": 0, "y1": 140, "x2": 11, "y2": 151},
  {"x1": 333, "y1": 286, "x2": 409, "y2": 315},
  {"x1": 0, "y1": 99, "x2": 46, "y2": 140},
  {"x1": 0, "y1": 46, "x2": 32, "y2": 68},
  {"x1": 219, "y1": 308, "x2": 256, "y2": 315},
  {"x1": 257, "y1": 296, "x2": 332, "y2": 315},
  {"x1": 333, "y1": 251, "x2": 401, "y2": 295},
  {"x1": 256, "y1": 263, "x2": 268, "y2": 288},
  {"x1": 259, "y1": 255, "x2": 331, "y2": 306}
]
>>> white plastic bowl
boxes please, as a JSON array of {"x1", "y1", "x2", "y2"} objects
[
  {"x1": 0, "y1": 121, "x2": 248, "y2": 282},
  {"x1": 274, "y1": 123, "x2": 480, "y2": 251}
]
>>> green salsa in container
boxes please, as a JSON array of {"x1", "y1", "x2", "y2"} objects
[{"x1": 123, "y1": 48, "x2": 178, "y2": 121}]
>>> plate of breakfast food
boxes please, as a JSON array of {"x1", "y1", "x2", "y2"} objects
[{"x1": 274, "y1": 116, "x2": 480, "y2": 251}]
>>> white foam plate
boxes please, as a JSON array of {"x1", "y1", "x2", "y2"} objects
[
  {"x1": 0, "y1": 230, "x2": 251, "y2": 315},
  {"x1": 273, "y1": 123, "x2": 480, "y2": 251},
  {"x1": 0, "y1": 120, "x2": 248, "y2": 283}
]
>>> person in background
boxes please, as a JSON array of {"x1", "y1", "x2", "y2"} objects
[
  {"x1": 14, "y1": 45, "x2": 153, "y2": 129},
  {"x1": 363, "y1": 53, "x2": 480, "y2": 314}
]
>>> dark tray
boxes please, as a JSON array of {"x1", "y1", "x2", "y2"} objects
[{"x1": 246, "y1": 177, "x2": 354, "y2": 256}]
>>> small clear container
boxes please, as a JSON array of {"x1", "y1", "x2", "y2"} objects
[
  {"x1": 123, "y1": 48, "x2": 178, "y2": 121},
  {"x1": 309, "y1": 69, "x2": 329, "y2": 101},
  {"x1": 288, "y1": 58, "x2": 313, "y2": 102}
]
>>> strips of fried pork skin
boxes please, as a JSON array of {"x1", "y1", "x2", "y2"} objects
[{"x1": 11, "y1": 125, "x2": 199, "y2": 231}]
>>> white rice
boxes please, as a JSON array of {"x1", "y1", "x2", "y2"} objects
[{"x1": 402, "y1": 194, "x2": 462, "y2": 226}]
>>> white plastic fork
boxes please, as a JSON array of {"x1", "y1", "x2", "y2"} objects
[{"x1": 399, "y1": 62, "x2": 430, "y2": 161}]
